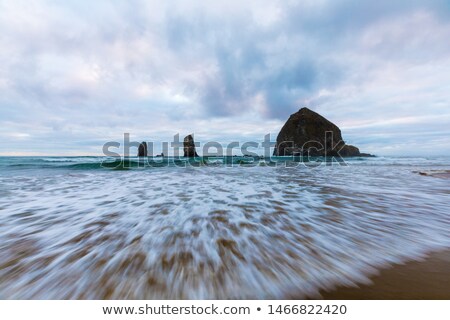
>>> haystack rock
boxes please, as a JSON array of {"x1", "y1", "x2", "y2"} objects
[
  {"x1": 137, "y1": 141, "x2": 148, "y2": 157},
  {"x1": 183, "y1": 134, "x2": 199, "y2": 157},
  {"x1": 273, "y1": 107, "x2": 371, "y2": 157}
]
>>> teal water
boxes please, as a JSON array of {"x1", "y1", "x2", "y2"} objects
[
  {"x1": 0, "y1": 156, "x2": 449, "y2": 298},
  {"x1": 0, "y1": 155, "x2": 350, "y2": 171}
]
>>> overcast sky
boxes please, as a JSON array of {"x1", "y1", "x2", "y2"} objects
[{"x1": 1, "y1": 0, "x2": 450, "y2": 156}]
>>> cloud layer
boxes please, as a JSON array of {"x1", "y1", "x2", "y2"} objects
[{"x1": 1, "y1": 0, "x2": 450, "y2": 155}]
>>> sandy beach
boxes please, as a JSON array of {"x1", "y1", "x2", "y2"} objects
[{"x1": 319, "y1": 250, "x2": 450, "y2": 299}]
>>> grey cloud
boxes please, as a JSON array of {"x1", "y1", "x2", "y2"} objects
[{"x1": 1, "y1": 0, "x2": 450, "y2": 155}]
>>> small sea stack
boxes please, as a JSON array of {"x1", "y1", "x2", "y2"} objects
[
  {"x1": 273, "y1": 107, "x2": 371, "y2": 157},
  {"x1": 184, "y1": 134, "x2": 199, "y2": 157},
  {"x1": 137, "y1": 141, "x2": 148, "y2": 157}
]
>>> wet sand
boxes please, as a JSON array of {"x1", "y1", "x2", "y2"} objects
[{"x1": 319, "y1": 250, "x2": 450, "y2": 299}]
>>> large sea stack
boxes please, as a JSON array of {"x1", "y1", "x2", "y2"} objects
[
  {"x1": 273, "y1": 107, "x2": 368, "y2": 157},
  {"x1": 183, "y1": 134, "x2": 199, "y2": 157},
  {"x1": 137, "y1": 141, "x2": 148, "y2": 157}
]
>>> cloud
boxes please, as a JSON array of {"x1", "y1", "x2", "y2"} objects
[{"x1": 0, "y1": 0, "x2": 450, "y2": 155}]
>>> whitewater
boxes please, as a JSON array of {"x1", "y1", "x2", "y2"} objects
[{"x1": 0, "y1": 156, "x2": 449, "y2": 299}]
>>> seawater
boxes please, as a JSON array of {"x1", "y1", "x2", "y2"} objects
[{"x1": 0, "y1": 156, "x2": 449, "y2": 299}]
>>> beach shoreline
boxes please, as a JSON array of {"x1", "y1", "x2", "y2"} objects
[{"x1": 316, "y1": 250, "x2": 450, "y2": 300}]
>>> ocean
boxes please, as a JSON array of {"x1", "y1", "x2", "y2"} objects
[{"x1": 0, "y1": 156, "x2": 449, "y2": 299}]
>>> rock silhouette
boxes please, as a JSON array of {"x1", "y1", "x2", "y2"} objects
[
  {"x1": 137, "y1": 141, "x2": 148, "y2": 157},
  {"x1": 273, "y1": 107, "x2": 368, "y2": 157},
  {"x1": 183, "y1": 134, "x2": 199, "y2": 157}
]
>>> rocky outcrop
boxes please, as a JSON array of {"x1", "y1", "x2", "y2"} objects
[
  {"x1": 137, "y1": 141, "x2": 148, "y2": 157},
  {"x1": 183, "y1": 134, "x2": 199, "y2": 157},
  {"x1": 273, "y1": 107, "x2": 370, "y2": 157},
  {"x1": 339, "y1": 144, "x2": 360, "y2": 157}
]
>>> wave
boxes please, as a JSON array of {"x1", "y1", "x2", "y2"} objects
[
  {"x1": 1, "y1": 156, "x2": 274, "y2": 170},
  {"x1": 0, "y1": 156, "x2": 449, "y2": 299},
  {"x1": 1, "y1": 156, "x2": 450, "y2": 172}
]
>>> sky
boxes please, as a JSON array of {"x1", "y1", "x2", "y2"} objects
[{"x1": 1, "y1": 0, "x2": 450, "y2": 156}]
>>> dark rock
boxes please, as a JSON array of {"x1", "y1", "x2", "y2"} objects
[
  {"x1": 137, "y1": 141, "x2": 148, "y2": 157},
  {"x1": 183, "y1": 134, "x2": 199, "y2": 157},
  {"x1": 339, "y1": 145, "x2": 360, "y2": 157},
  {"x1": 359, "y1": 153, "x2": 376, "y2": 157},
  {"x1": 273, "y1": 107, "x2": 371, "y2": 157}
]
